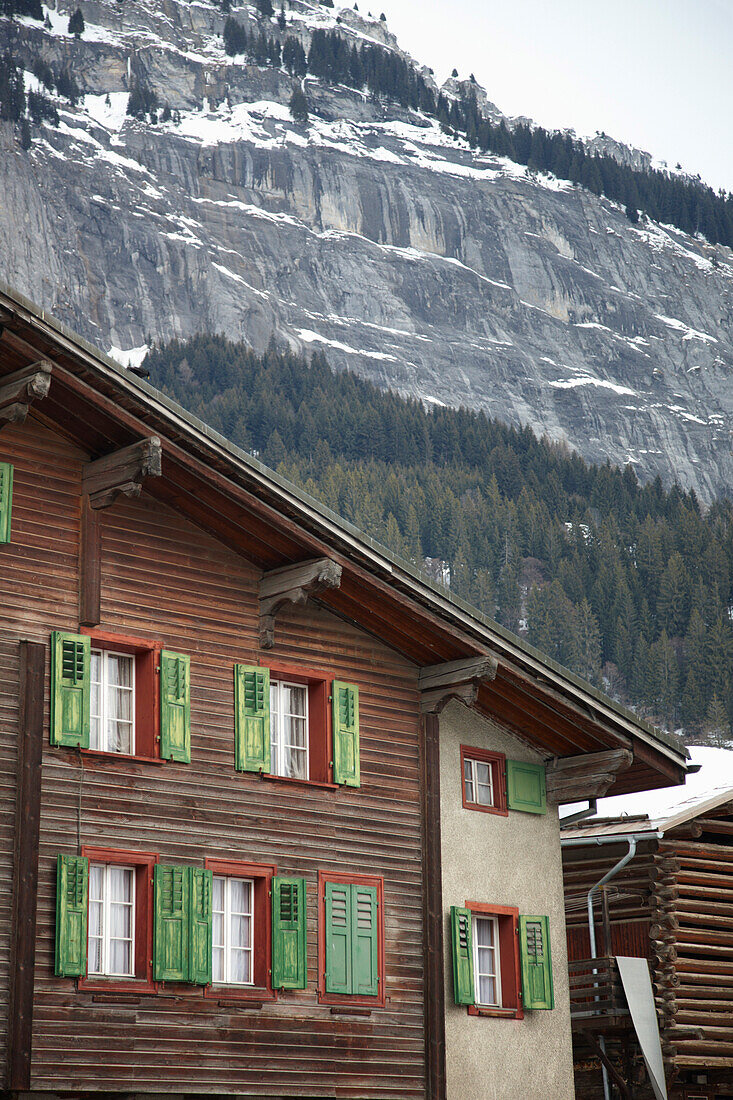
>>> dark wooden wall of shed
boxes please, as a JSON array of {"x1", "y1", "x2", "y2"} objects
[{"x1": 0, "y1": 416, "x2": 426, "y2": 1098}]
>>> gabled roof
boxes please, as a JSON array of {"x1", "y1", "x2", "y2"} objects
[
  {"x1": 562, "y1": 747, "x2": 733, "y2": 837},
  {"x1": 0, "y1": 279, "x2": 689, "y2": 794}
]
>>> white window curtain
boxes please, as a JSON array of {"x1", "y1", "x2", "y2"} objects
[
  {"x1": 270, "y1": 680, "x2": 308, "y2": 779},
  {"x1": 88, "y1": 863, "x2": 135, "y2": 977},
  {"x1": 213, "y1": 876, "x2": 254, "y2": 984},
  {"x1": 91, "y1": 650, "x2": 135, "y2": 754},
  {"x1": 473, "y1": 915, "x2": 501, "y2": 1006}
]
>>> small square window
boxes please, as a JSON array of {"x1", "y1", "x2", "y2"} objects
[{"x1": 460, "y1": 746, "x2": 507, "y2": 815}]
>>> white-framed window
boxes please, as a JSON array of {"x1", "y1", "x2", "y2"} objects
[
  {"x1": 90, "y1": 649, "x2": 135, "y2": 754},
  {"x1": 464, "y1": 756, "x2": 494, "y2": 807},
  {"x1": 270, "y1": 679, "x2": 309, "y2": 780},
  {"x1": 212, "y1": 875, "x2": 254, "y2": 985},
  {"x1": 88, "y1": 863, "x2": 135, "y2": 977},
  {"x1": 473, "y1": 914, "x2": 501, "y2": 1007}
]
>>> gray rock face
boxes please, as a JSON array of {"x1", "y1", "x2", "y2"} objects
[{"x1": 1, "y1": 0, "x2": 732, "y2": 501}]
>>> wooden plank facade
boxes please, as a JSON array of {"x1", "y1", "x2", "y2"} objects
[
  {"x1": 0, "y1": 280, "x2": 690, "y2": 1098},
  {"x1": 563, "y1": 803, "x2": 733, "y2": 1100}
]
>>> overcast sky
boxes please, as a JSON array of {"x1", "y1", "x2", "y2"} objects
[{"x1": 380, "y1": 0, "x2": 732, "y2": 193}]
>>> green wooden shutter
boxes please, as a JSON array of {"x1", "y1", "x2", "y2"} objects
[
  {"x1": 272, "y1": 876, "x2": 307, "y2": 990},
  {"x1": 450, "y1": 905, "x2": 475, "y2": 1005},
  {"x1": 234, "y1": 665, "x2": 270, "y2": 773},
  {"x1": 352, "y1": 885, "x2": 379, "y2": 996},
  {"x1": 160, "y1": 651, "x2": 191, "y2": 763},
  {"x1": 506, "y1": 760, "x2": 547, "y2": 814},
  {"x1": 55, "y1": 854, "x2": 88, "y2": 977},
  {"x1": 0, "y1": 462, "x2": 13, "y2": 544},
  {"x1": 324, "y1": 881, "x2": 352, "y2": 994},
  {"x1": 50, "y1": 631, "x2": 91, "y2": 748},
  {"x1": 519, "y1": 915, "x2": 554, "y2": 1010},
  {"x1": 332, "y1": 681, "x2": 360, "y2": 787},
  {"x1": 188, "y1": 867, "x2": 213, "y2": 985},
  {"x1": 153, "y1": 863, "x2": 190, "y2": 981}
]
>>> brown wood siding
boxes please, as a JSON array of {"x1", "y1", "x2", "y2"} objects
[
  {"x1": 1, "y1": 417, "x2": 425, "y2": 1097},
  {"x1": 566, "y1": 919, "x2": 651, "y2": 961}
]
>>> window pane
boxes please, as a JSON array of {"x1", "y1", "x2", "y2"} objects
[
  {"x1": 285, "y1": 684, "x2": 307, "y2": 717},
  {"x1": 229, "y1": 878, "x2": 250, "y2": 915},
  {"x1": 213, "y1": 876, "x2": 225, "y2": 912},
  {"x1": 108, "y1": 654, "x2": 133, "y2": 688},
  {"x1": 476, "y1": 918, "x2": 495, "y2": 949},
  {"x1": 231, "y1": 947, "x2": 251, "y2": 984},
  {"x1": 108, "y1": 866, "x2": 133, "y2": 903},
  {"x1": 89, "y1": 864, "x2": 104, "y2": 902},
  {"x1": 479, "y1": 974, "x2": 497, "y2": 1005},
  {"x1": 212, "y1": 946, "x2": 224, "y2": 983},
  {"x1": 109, "y1": 938, "x2": 132, "y2": 976},
  {"x1": 283, "y1": 746, "x2": 307, "y2": 779},
  {"x1": 475, "y1": 762, "x2": 490, "y2": 786}
]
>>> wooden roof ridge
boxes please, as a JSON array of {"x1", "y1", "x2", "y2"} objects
[
  {"x1": 561, "y1": 788, "x2": 733, "y2": 838},
  {"x1": 0, "y1": 279, "x2": 690, "y2": 788}
]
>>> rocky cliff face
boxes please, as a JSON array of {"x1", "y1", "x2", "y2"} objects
[{"x1": 1, "y1": 0, "x2": 732, "y2": 501}]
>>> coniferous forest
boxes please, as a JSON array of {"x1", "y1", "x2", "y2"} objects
[{"x1": 145, "y1": 335, "x2": 733, "y2": 745}]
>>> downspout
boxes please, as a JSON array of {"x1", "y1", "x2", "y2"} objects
[{"x1": 562, "y1": 832, "x2": 662, "y2": 1100}]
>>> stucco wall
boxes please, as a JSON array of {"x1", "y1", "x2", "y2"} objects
[{"x1": 439, "y1": 700, "x2": 575, "y2": 1100}]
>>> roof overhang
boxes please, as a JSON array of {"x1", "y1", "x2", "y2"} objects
[{"x1": 0, "y1": 280, "x2": 690, "y2": 795}]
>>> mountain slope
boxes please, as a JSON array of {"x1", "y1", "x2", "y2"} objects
[{"x1": 1, "y1": 0, "x2": 732, "y2": 499}]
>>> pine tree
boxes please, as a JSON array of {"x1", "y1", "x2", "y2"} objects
[
  {"x1": 256, "y1": 0, "x2": 274, "y2": 16},
  {"x1": 288, "y1": 85, "x2": 309, "y2": 123},
  {"x1": 68, "y1": 8, "x2": 85, "y2": 37},
  {"x1": 19, "y1": 115, "x2": 31, "y2": 149},
  {"x1": 277, "y1": 4, "x2": 286, "y2": 29}
]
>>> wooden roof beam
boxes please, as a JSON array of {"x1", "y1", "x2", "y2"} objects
[
  {"x1": 0, "y1": 360, "x2": 52, "y2": 428},
  {"x1": 260, "y1": 558, "x2": 342, "y2": 649},
  {"x1": 546, "y1": 748, "x2": 633, "y2": 805},
  {"x1": 419, "y1": 655, "x2": 498, "y2": 714},
  {"x1": 82, "y1": 437, "x2": 162, "y2": 510}
]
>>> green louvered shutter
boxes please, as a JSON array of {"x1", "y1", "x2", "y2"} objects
[
  {"x1": 153, "y1": 864, "x2": 190, "y2": 981},
  {"x1": 519, "y1": 915, "x2": 554, "y2": 1010},
  {"x1": 506, "y1": 760, "x2": 547, "y2": 814},
  {"x1": 352, "y1": 885, "x2": 379, "y2": 996},
  {"x1": 160, "y1": 651, "x2": 191, "y2": 763},
  {"x1": 325, "y1": 881, "x2": 352, "y2": 994},
  {"x1": 0, "y1": 462, "x2": 13, "y2": 544},
  {"x1": 188, "y1": 867, "x2": 213, "y2": 985},
  {"x1": 234, "y1": 665, "x2": 270, "y2": 773},
  {"x1": 332, "y1": 681, "x2": 360, "y2": 787},
  {"x1": 272, "y1": 876, "x2": 307, "y2": 989},
  {"x1": 450, "y1": 906, "x2": 475, "y2": 1006},
  {"x1": 50, "y1": 631, "x2": 91, "y2": 748},
  {"x1": 55, "y1": 854, "x2": 89, "y2": 977}
]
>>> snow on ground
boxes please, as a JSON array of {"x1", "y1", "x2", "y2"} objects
[
  {"x1": 548, "y1": 375, "x2": 637, "y2": 397},
  {"x1": 655, "y1": 313, "x2": 717, "y2": 343},
  {"x1": 83, "y1": 92, "x2": 130, "y2": 133},
  {"x1": 568, "y1": 746, "x2": 733, "y2": 825},
  {"x1": 109, "y1": 344, "x2": 149, "y2": 369},
  {"x1": 296, "y1": 329, "x2": 399, "y2": 361}
]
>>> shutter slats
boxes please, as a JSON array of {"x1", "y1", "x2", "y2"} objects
[
  {"x1": 234, "y1": 665, "x2": 270, "y2": 773},
  {"x1": 325, "y1": 882, "x2": 352, "y2": 994},
  {"x1": 50, "y1": 631, "x2": 91, "y2": 748},
  {"x1": 160, "y1": 651, "x2": 191, "y2": 763},
  {"x1": 271, "y1": 876, "x2": 307, "y2": 989},
  {"x1": 332, "y1": 681, "x2": 360, "y2": 787},
  {"x1": 352, "y1": 885, "x2": 378, "y2": 996},
  {"x1": 189, "y1": 868, "x2": 213, "y2": 986},
  {"x1": 153, "y1": 864, "x2": 189, "y2": 982},
  {"x1": 519, "y1": 914, "x2": 554, "y2": 1010},
  {"x1": 55, "y1": 854, "x2": 89, "y2": 977},
  {"x1": 450, "y1": 905, "x2": 475, "y2": 1005},
  {"x1": 0, "y1": 462, "x2": 13, "y2": 544}
]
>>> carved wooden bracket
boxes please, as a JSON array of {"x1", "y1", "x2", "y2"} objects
[
  {"x1": 259, "y1": 558, "x2": 342, "y2": 649},
  {"x1": 546, "y1": 747, "x2": 633, "y2": 804},
  {"x1": 82, "y1": 437, "x2": 162, "y2": 509},
  {"x1": 0, "y1": 360, "x2": 52, "y2": 428},
  {"x1": 418, "y1": 655, "x2": 498, "y2": 714}
]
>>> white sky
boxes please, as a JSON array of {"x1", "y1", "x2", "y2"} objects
[{"x1": 379, "y1": 0, "x2": 733, "y2": 193}]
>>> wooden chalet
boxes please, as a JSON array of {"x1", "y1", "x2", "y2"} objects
[
  {"x1": 562, "y1": 782, "x2": 733, "y2": 1100},
  {"x1": 0, "y1": 279, "x2": 690, "y2": 1099}
]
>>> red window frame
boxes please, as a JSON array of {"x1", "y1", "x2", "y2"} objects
[
  {"x1": 81, "y1": 630, "x2": 161, "y2": 761},
  {"x1": 465, "y1": 901, "x2": 523, "y2": 1019},
  {"x1": 460, "y1": 745, "x2": 508, "y2": 816},
  {"x1": 262, "y1": 663, "x2": 336, "y2": 787},
  {"x1": 317, "y1": 870, "x2": 385, "y2": 1008},
  {"x1": 204, "y1": 858, "x2": 277, "y2": 1003},
  {"x1": 79, "y1": 846, "x2": 158, "y2": 994}
]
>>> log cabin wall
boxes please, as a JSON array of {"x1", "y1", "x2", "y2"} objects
[
  {"x1": 653, "y1": 832, "x2": 733, "y2": 1096},
  {"x1": 0, "y1": 416, "x2": 426, "y2": 1098}
]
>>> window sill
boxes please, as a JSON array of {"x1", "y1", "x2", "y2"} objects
[
  {"x1": 462, "y1": 802, "x2": 509, "y2": 817},
  {"x1": 318, "y1": 993, "x2": 385, "y2": 1009},
  {"x1": 330, "y1": 1006, "x2": 372, "y2": 1017},
  {"x1": 258, "y1": 772, "x2": 338, "y2": 791},
  {"x1": 468, "y1": 1005, "x2": 523, "y2": 1019},
  {"x1": 79, "y1": 748, "x2": 164, "y2": 766}
]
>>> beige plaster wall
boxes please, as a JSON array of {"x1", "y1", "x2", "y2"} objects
[{"x1": 439, "y1": 700, "x2": 575, "y2": 1100}]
